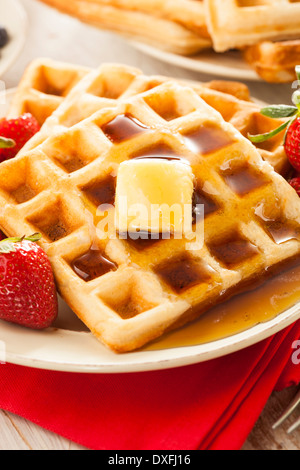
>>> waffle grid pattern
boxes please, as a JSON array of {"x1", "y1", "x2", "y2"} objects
[
  {"x1": 14, "y1": 60, "x2": 290, "y2": 176},
  {"x1": 8, "y1": 59, "x2": 90, "y2": 125},
  {"x1": 1, "y1": 81, "x2": 300, "y2": 352}
]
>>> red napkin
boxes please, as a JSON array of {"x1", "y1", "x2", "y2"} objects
[{"x1": 0, "y1": 320, "x2": 299, "y2": 451}]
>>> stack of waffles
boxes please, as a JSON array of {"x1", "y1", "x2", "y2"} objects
[
  {"x1": 37, "y1": 0, "x2": 300, "y2": 83},
  {"x1": 1, "y1": 58, "x2": 300, "y2": 352}
]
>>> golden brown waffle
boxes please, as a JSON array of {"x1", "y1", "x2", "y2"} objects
[
  {"x1": 15, "y1": 62, "x2": 144, "y2": 152},
  {"x1": 8, "y1": 58, "x2": 90, "y2": 125},
  {"x1": 82, "y1": 0, "x2": 210, "y2": 38},
  {"x1": 1, "y1": 80, "x2": 300, "y2": 352},
  {"x1": 205, "y1": 0, "x2": 300, "y2": 52},
  {"x1": 37, "y1": 0, "x2": 211, "y2": 55},
  {"x1": 11, "y1": 59, "x2": 250, "y2": 153},
  {"x1": 15, "y1": 60, "x2": 289, "y2": 177},
  {"x1": 244, "y1": 40, "x2": 300, "y2": 84}
]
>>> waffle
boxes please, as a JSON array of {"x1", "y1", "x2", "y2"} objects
[
  {"x1": 14, "y1": 60, "x2": 289, "y2": 177},
  {"x1": 8, "y1": 58, "x2": 90, "y2": 125},
  {"x1": 205, "y1": 0, "x2": 300, "y2": 52},
  {"x1": 1, "y1": 80, "x2": 300, "y2": 353},
  {"x1": 244, "y1": 40, "x2": 300, "y2": 84},
  {"x1": 38, "y1": 0, "x2": 211, "y2": 55},
  {"x1": 16, "y1": 61, "x2": 250, "y2": 154},
  {"x1": 81, "y1": 0, "x2": 210, "y2": 38}
]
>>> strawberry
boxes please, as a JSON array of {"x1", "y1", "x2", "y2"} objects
[
  {"x1": 285, "y1": 118, "x2": 300, "y2": 172},
  {"x1": 0, "y1": 113, "x2": 40, "y2": 163},
  {"x1": 0, "y1": 233, "x2": 58, "y2": 329},
  {"x1": 289, "y1": 177, "x2": 300, "y2": 197},
  {"x1": 248, "y1": 65, "x2": 300, "y2": 172}
]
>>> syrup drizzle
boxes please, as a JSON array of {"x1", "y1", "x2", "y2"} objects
[
  {"x1": 102, "y1": 113, "x2": 150, "y2": 144},
  {"x1": 183, "y1": 124, "x2": 234, "y2": 155},
  {"x1": 255, "y1": 204, "x2": 300, "y2": 245},
  {"x1": 208, "y1": 234, "x2": 259, "y2": 268},
  {"x1": 129, "y1": 142, "x2": 183, "y2": 161},
  {"x1": 222, "y1": 164, "x2": 269, "y2": 196},
  {"x1": 265, "y1": 221, "x2": 300, "y2": 245},
  {"x1": 154, "y1": 255, "x2": 215, "y2": 294},
  {"x1": 71, "y1": 248, "x2": 117, "y2": 282},
  {"x1": 192, "y1": 186, "x2": 219, "y2": 223},
  {"x1": 83, "y1": 175, "x2": 116, "y2": 207}
]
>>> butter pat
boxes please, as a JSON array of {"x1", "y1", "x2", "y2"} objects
[{"x1": 115, "y1": 158, "x2": 194, "y2": 235}]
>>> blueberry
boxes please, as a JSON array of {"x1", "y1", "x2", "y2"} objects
[{"x1": 0, "y1": 26, "x2": 9, "y2": 49}]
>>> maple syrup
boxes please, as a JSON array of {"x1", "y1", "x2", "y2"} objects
[
  {"x1": 154, "y1": 255, "x2": 215, "y2": 294},
  {"x1": 145, "y1": 257, "x2": 300, "y2": 351},
  {"x1": 183, "y1": 124, "x2": 234, "y2": 155},
  {"x1": 129, "y1": 142, "x2": 183, "y2": 161},
  {"x1": 101, "y1": 113, "x2": 150, "y2": 144},
  {"x1": 71, "y1": 247, "x2": 117, "y2": 282},
  {"x1": 192, "y1": 186, "x2": 219, "y2": 223},
  {"x1": 254, "y1": 205, "x2": 300, "y2": 245},
  {"x1": 208, "y1": 233, "x2": 259, "y2": 268},
  {"x1": 264, "y1": 221, "x2": 300, "y2": 245},
  {"x1": 222, "y1": 164, "x2": 269, "y2": 196},
  {"x1": 123, "y1": 232, "x2": 165, "y2": 251},
  {"x1": 83, "y1": 175, "x2": 116, "y2": 207}
]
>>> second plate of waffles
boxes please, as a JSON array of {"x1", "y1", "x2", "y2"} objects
[{"x1": 1, "y1": 59, "x2": 300, "y2": 371}]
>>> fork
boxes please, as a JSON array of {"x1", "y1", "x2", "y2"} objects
[{"x1": 272, "y1": 388, "x2": 300, "y2": 434}]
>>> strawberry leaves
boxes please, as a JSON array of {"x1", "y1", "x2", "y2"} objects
[
  {"x1": 248, "y1": 65, "x2": 300, "y2": 145},
  {"x1": 0, "y1": 136, "x2": 16, "y2": 149},
  {"x1": 248, "y1": 120, "x2": 291, "y2": 144},
  {"x1": 260, "y1": 105, "x2": 298, "y2": 119},
  {"x1": 0, "y1": 233, "x2": 42, "y2": 254}
]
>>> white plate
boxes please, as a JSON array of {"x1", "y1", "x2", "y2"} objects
[
  {"x1": 130, "y1": 41, "x2": 259, "y2": 82},
  {"x1": 0, "y1": 0, "x2": 27, "y2": 78},
  {"x1": 0, "y1": 89, "x2": 300, "y2": 374}
]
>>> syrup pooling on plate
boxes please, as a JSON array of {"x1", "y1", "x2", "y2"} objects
[
  {"x1": 182, "y1": 123, "x2": 235, "y2": 155},
  {"x1": 71, "y1": 247, "x2": 117, "y2": 282},
  {"x1": 145, "y1": 257, "x2": 300, "y2": 351},
  {"x1": 101, "y1": 113, "x2": 150, "y2": 144}
]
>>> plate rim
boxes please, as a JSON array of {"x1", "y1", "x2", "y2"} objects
[
  {"x1": 0, "y1": 0, "x2": 28, "y2": 78},
  {"x1": 130, "y1": 40, "x2": 260, "y2": 82},
  {"x1": 0, "y1": 88, "x2": 300, "y2": 374}
]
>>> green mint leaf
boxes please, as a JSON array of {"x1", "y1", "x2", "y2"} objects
[
  {"x1": 260, "y1": 105, "x2": 298, "y2": 119},
  {"x1": 0, "y1": 137, "x2": 16, "y2": 149},
  {"x1": 248, "y1": 120, "x2": 290, "y2": 143}
]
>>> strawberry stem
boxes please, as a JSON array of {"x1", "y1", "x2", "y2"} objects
[
  {"x1": 296, "y1": 65, "x2": 300, "y2": 83},
  {"x1": 248, "y1": 120, "x2": 290, "y2": 143},
  {"x1": 0, "y1": 136, "x2": 16, "y2": 149},
  {"x1": 0, "y1": 233, "x2": 42, "y2": 253}
]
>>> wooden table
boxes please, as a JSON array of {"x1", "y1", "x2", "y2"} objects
[{"x1": 1, "y1": 0, "x2": 299, "y2": 450}]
